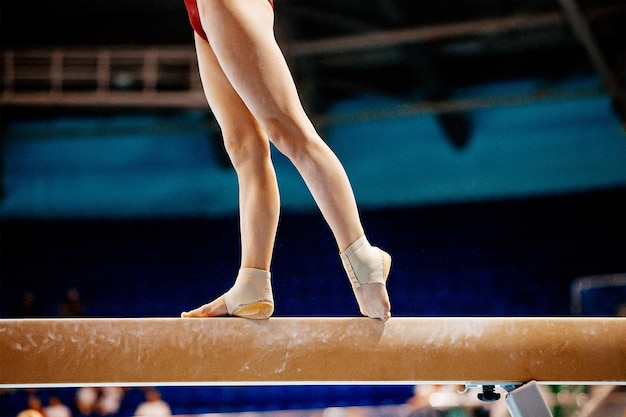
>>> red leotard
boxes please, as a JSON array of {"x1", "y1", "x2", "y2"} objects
[{"x1": 184, "y1": 0, "x2": 274, "y2": 42}]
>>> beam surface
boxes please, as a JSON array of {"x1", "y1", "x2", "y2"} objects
[{"x1": 1, "y1": 317, "x2": 624, "y2": 387}]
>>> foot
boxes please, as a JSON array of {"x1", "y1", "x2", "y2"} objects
[
  {"x1": 341, "y1": 237, "x2": 392, "y2": 322},
  {"x1": 181, "y1": 295, "x2": 273, "y2": 319},
  {"x1": 181, "y1": 268, "x2": 274, "y2": 320},
  {"x1": 181, "y1": 295, "x2": 229, "y2": 318},
  {"x1": 352, "y1": 249, "x2": 391, "y2": 321}
]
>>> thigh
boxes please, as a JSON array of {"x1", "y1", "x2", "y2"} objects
[
  {"x1": 196, "y1": 0, "x2": 311, "y2": 126},
  {"x1": 194, "y1": 33, "x2": 263, "y2": 137}
]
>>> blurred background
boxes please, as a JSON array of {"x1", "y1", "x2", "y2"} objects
[{"x1": 1, "y1": 0, "x2": 625, "y2": 416}]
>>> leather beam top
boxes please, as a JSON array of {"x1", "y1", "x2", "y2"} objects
[{"x1": 1, "y1": 317, "x2": 624, "y2": 387}]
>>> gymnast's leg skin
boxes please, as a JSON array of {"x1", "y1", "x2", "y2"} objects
[{"x1": 181, "y1": 0, "x2": 391, "y2": 320}]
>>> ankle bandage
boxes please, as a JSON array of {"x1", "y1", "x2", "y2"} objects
[
  {"x1": 224, "y1": 268, "x2": 274, "y2": 319},
  {"x1": 340, "y1": 236, "x2": 386, "y2": 288}
]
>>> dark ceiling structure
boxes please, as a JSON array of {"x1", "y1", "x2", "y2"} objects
[{"x1": 1, "y1": 0, "x2": 624, "y2": 147}]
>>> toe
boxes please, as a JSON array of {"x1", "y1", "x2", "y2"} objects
[{"x1": 181, "y1": 296, "x2": 228, "y2": 318}]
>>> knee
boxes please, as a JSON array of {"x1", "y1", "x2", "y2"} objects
[
  {"x1": 222, "y1": 128, "x2": 270, "y2": 170},
  {"x1": 263, "y1": 117, "x2": 320, "y2": 163}
]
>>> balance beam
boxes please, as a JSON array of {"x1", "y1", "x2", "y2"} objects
[{"x1": 1, "y1": 317, "x2": 624, "y2": 387}]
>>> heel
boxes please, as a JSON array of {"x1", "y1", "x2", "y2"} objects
[{"x1": 231, "y1": 301, "x2": 274, "y2": 319}]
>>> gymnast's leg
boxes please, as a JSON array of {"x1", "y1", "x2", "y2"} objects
[
  {"x1": 184, "y1": 0, "x2": 391, "y2": 320},
  {"x1": 181, "y1": 32, "x2": 278, "y2": 319}
]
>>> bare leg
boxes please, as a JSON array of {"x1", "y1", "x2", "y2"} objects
[
  {"x1": 184, "y1": 0, "x2": 391, "y2": 320},
  {"x1": 182, "y1": 33, "x2": 279, "y2": 318},
  {"x1": 196, "y1": 0, "x2": 366, "y2": 251}
]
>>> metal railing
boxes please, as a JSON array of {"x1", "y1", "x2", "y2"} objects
[
  {"x1": 1, "y1": 46, "x2": 208, "y2": 108},
  {"x1": 1, "y1": 6, "x2": 621, "y2": 113}
]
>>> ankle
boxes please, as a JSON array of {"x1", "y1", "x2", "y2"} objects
[
  {"x1": 340, "y1": 236, "x2": 387, "y2": 288},
  {"x1": 224, "y1": 268, "x2": 274, "y2": 317}
]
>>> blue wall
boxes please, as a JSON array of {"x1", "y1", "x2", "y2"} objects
[{"x1": 2, "y1": 78, "x2": 625, "y2": 218}]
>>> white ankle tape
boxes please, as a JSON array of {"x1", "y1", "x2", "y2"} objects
[
  {"x1": 340, "y1": 236, "x2": 385, "y2": 288},
  {"x1": 224, "y1": 268, "x2": 273, "y2": 315}
]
